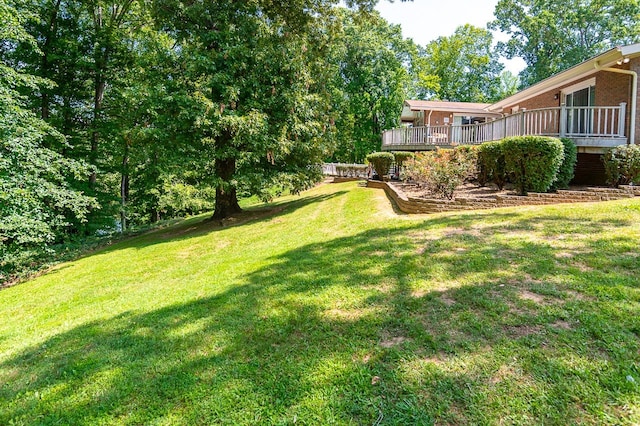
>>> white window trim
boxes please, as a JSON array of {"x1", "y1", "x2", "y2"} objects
[{"x1": 561, "y1": 77, "x2": 596, "y2": 95}]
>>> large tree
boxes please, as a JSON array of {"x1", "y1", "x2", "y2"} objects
[
  {"x1": 490, "y1": 0, "x2": 640, "y2": 86},
  {"x1": 416, "y1": 24, "x2": 504, "y2": 102},
  {"x1": 152, "y1": 0, "x2": 360, "y2": 219}
]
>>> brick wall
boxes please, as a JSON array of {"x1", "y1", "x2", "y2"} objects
[
  {"x1": 631, "y1": 57, "x2": 640, "y2": 145},
  {"x1": 426, "y1": 111, "x2": 451, "y2": 126}
]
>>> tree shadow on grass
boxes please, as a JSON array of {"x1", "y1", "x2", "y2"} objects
[
  {"x1": 1, "y1": 206, "x2": 639, "y2": 424},
  {"x1": 61, "y1": 190, "x2": 350, "y2": 263}
]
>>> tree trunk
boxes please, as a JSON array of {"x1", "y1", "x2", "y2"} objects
[
  {"x1": 90, "y1": 76, "x2": 106, "y2": 185},
  {"x1": 40, "y1": 0, "x2": 62, "y2": 121},
  {"x1": 120, "y1": 139, "x2": 130, "y2": 231},
  {"x1": 212, "y1": 156, "x2": 242, "y2": 220}
]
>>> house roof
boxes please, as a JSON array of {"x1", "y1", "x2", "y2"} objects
[
  {"x1": 488, "y1": 43, "x2": 640, "y2": 112},
  {"x1": 404, "y1": 100, "x2": 491, "y2": 113},
  {"x1": 404, "y1": 100, "x2": 492, "y2": 115}
]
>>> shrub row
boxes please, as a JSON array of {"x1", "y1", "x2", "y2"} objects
[
  {"x1": 334, "y1": 164, "x2": 369, "y2": 177},
  {"x1": 477, "y1": 136, "x2": 576, "y2": 195},
  {"x1": 368, "y1": 137, "x2": 577, "y2": 196}
]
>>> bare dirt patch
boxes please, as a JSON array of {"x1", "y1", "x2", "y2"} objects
[
  {"x1": 491, "y1": 364, "x2": 518, "y2": 384},
  {"x1": 380, "y1": 336, "x2": 410, "y2": 348},
  {"x1": 519, "y1": 290, "x2": 545, "y2": 304},
  {"x1": 440, "y1": 295, "x2": 457, "y2": 306},
  {"x1": 564, "y1": 290, "x2": 596, "y2": 302},
  {"x1": 505, "y1": 324, "x2": 542, "y2": 337},
  {"x1": 551, "y1": 320, "x2": 572, "y2": 330}
]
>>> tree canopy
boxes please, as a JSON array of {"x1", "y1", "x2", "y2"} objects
[
  {"x1": 490, "y1": 0, "x2": 640, "y2": 86},
  {"x1": 415, "y1": 24, "x2": 504, "y2": 102}
]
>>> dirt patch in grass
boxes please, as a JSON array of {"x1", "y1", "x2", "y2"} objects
[
  {"x1": 518, "y1": 290, "x2": 545, "y2": 304},
  {"x1": 551, "y1": 320, "x2": 572, "y2": 330},
  {"x1": 380, "y1": 336, "x2": 410, "y2": 348},
  {"x1": 440, "y1": 296, "x2": 457, "y2": 307},
  {"x1": 324, "y1": 308, "x2": 371, "y2": 321},
  {"x1": 505, "y1": 324, "x2": 542, "y2": 337},
  {"x1": 564, "y1": 290, "x2": 596, "y2": 302},
  {"x1": 490, "y1": 364, "x2": 518, "y2": 384}
]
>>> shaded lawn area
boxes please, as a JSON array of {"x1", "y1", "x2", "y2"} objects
[{"x1": 1, "y1": 181, "x2": 639, "y2": 425}]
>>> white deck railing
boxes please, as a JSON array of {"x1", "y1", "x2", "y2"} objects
[{"x1": 382, "y1": 103, "x2": 627, "y2": 148}]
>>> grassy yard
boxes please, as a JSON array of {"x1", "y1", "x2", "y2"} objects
[{"x1": 1, "y1": 181, "x2": 639, "y2": 425}]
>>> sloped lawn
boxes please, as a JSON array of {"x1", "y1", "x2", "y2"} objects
[{"x1": 1, "y1": 181, "x2": 639, "y2": 425}]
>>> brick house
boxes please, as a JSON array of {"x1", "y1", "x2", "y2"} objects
[{"x1": 383, "y1": 43, "x2": 640, "y2": 184}]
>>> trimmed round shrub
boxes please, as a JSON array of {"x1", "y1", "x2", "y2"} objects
[
  {"x1": 602, "y1": 144, "x2": 640, "y2": 186},
  {"x1": 502, "y1": 136, "x2": 564, "y2": 195},
  {"x1": 366, "y1": 152, "x2": 394, "y2": 180},
  {"x1": 392, "y1": 151, "x2": 415, "y2": 167},
  {"x1": 477, "y1": 141, "x2": 506, "y2": 189},
  {"x1": 550, "y1": 138, "x2": 577, "y2": 190}
]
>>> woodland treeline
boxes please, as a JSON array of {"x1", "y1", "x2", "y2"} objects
[{"x1": 1, "y1": 0, "x2": 639, "y2": 278}]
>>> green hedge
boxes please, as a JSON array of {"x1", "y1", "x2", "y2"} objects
[
  {"x1": 391, "y1": 151, "x2": 415, "y2": 166},
  {"x1": 602, "y1": 144, "x2": 640, "y2": 186},
  {"x1": 501, "y1": 136, "x2": 564, "y2": 195},
  {"x1": 550, "y1": 138, "x2": 577, "y2": 190},
  {"x1": 477, "y1": 141, "x2": 506, "y2": 189},
  {"x1": 366, "y1": 152, "x2": 394, "y2": 180}
]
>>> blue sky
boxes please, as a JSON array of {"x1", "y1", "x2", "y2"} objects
[{"x1": 375, "y1": 0, "x2": 526, "y2": 74}]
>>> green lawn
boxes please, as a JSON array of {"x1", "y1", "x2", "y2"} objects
[{"x1": 1, "y1": 181, "x2": 640, "y2": 425}]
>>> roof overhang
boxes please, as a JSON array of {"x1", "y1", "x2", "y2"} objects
[
  {"x1": 403, "y1": 101, "x2": 502, "y2": 118},
  {"x1": 488, "y1": 43, "x2": 640, "y2": 112}
]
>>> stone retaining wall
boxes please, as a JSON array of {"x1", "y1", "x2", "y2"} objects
[{"x1": 366, "y1": 180, "x2": 639, "y2": 214}]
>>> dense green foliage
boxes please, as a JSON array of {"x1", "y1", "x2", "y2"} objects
[
  {"x1": 0, "y1": 0, "x2": 98, "y2": 279},
  {"x1": 366, "y1": 151, "x2": 394, "y2": 179},
  {"x1": 477, "y1": 141, "x2": 507, "y2": 189},
  {"x1": 2, "y1": 182, "x2": 640, "y2": 424},
  {"x1": 330, "y1": 10, "x2": 415, "y2": 163},
  {"x1": 603, "y1": 144, "x2": 640, "y2": 186},
  {"x1": 415, "y1": 24, "x2": 504, "y2": 102},
  {"x1": 490, "y1": 0, "x2": 640, "y2": 86},
  {"x1": 551, "y1": 138, "x2": 578, "y2": 190},
  {"x1": 502, "y1": 136, "x2": 564, "y2": 195}
]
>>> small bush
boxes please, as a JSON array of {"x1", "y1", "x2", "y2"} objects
[
  {"x1": 366, "y1": 152, "x2": 394, "y2": 180},
  {"x1": 404, "y1": 150, "x2": 468, "y2": 199},
  {"x1": 602, "y1": 144, "x2": 640, "y2": 186},
  {"x1": 453, "y1": 145, "x2": 479, "y2": 182},
  {"x1": 502, "y1": 136, "x2": 563, "y2": 195},
  {"x1": 477, "y1": 141, "x2": 506, "y2": 189},
  {"x1": 550, "y1": 138, "x2": 577, "y2": 190}
]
